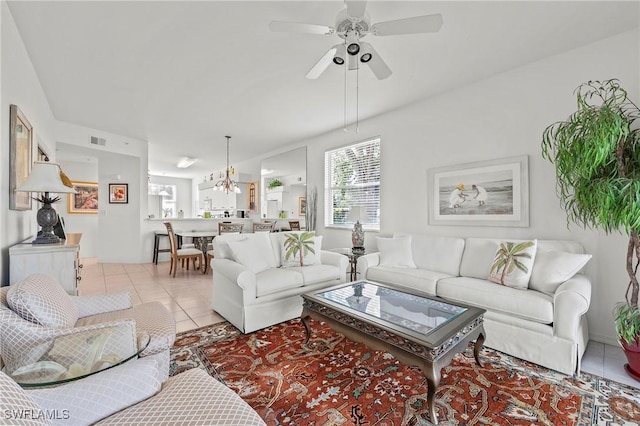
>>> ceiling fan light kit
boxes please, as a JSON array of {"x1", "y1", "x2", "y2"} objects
[
  {"x1": 270, "y1": 0, "x2": 443, "y2": 80},
  {"x1": 271, "y1": 0, "x2": 442, "y2": 131}
]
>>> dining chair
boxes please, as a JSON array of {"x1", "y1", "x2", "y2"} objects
[
  {"x1": 288, "y1": 220, "x2": 301, "y2": 231},
  {"x1": 207, "y1": 223, "x2": 244, "y2": 273},
  {"x1": 253, "y1": 222, "x2": 274, "y2": 232},
  {"x1": 163, "y1": 222, "x2": 203, "y2": 278}
]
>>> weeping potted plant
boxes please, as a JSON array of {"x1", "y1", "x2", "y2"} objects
[{"x1": 542, "y1": 79, "x2": 640, "y2": 378}]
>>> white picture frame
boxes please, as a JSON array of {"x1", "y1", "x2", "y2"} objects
[{"x1": 427, "y1": 155, "x2": 529, "y2": 227}]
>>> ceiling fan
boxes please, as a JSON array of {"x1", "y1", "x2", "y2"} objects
[{"x1": 269, "y1": 0, "x2": 443, "y2": 80}]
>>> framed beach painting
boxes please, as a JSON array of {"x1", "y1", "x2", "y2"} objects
[
  {"x1": 68, "y1": 181, "x2": 99, "y2": 214},
  {"x1": 427, "y1": 155, "x2": 529, "y2": 227},
  {"x1": 9, "y1": 105, "x2": 33, "y2": 211}
]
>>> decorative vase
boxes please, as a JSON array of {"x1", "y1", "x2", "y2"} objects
[
  {"x1": 352, "y1": 221, "x2": 364, "y2": 248},
  {"x1": 621, "y1": 338, "x2": 640, "y2": 381}
]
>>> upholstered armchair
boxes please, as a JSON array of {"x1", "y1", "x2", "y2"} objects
[
  {"x1": 0, "y1": 358, "x2": 266, "y2": 426},
  {"x1": 0, "y1": 273, "x2": 176, "y2": 382}
]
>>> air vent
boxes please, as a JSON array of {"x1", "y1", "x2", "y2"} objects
[{"x1": 90, "y1": 136, "x2": 106, "y2": 146}]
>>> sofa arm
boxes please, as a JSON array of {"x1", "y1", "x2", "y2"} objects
[
  {"x1": 356, "y1": 252, "x2": 380, "y2": 279},
  {"x1": 320, "y1": 251, "x2": 349, "y2": 269},
  {"x1": 72, "y1": 291, "x2": 133, "y2": 318},
  {"x1": 211, "y1": 258, "x2": 258, "y2": 303},
  {"x1": 553, "y1": 274, "x2": 591, "y2": 340}
]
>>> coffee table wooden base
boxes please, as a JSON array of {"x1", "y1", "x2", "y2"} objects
[{"x1": 302, "y1": 308, "x2": 485, "y2": 425}]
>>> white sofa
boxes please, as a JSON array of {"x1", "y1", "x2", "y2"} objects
[
  {"x1": 211, "y1": 231, "x2": 349, "y2": 333},
  {"x1": 357, "y1": 233, "x2": 592, "y2": 375}
]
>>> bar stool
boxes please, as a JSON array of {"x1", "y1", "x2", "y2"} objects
[{"x1": 153, "y1": 231, "x2": 171, "y2": 264}]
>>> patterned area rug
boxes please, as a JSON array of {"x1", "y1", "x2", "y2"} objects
[{"x1": 170, "y1": 319, "x2": 640, "y2": 425}]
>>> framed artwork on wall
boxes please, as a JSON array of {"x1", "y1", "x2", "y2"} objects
[
  {"x1": 68, "y1": 181, "x2": 99, "y2": 214},
  {"x1": 9, "y1": 105, "x2": 33, "y2": 211},
  {"x1": 299, "y1": 196, "x2": 307, "y2": 216},
  {"x1": 109, "y1": 183, "x2": 128, "y2": 204},
  {"x1": 427, "y1": 155, "x2": 529, "y2": 227}
]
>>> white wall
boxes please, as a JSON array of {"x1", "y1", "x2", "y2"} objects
[
  {"x1": 293, "y1": 29, "x2": 638, "y2": 346},
  {"x1": 55, "y1": 123, "x2": 149, "y2": 263},
  {"x1": 57, "y1": 159, "x2": 99, "y2": 259},
  {"x1": 1, "y1": 2, "x2": 58, "y2": 284}
]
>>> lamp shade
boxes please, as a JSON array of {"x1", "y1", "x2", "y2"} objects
[
  {"x1": 16, "y1": 162, "x2": 76, "y2": 194},
  {"x1": 347, "y1": 206, "x2": 370, "y2": 222}
]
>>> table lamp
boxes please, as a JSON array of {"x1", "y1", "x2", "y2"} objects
[
  {"x1": 347, "y1": 206, "x2": 370, "y2": 254},
  {"x1": 15, "y1": 161, "x2": 77, "y2": 244}
]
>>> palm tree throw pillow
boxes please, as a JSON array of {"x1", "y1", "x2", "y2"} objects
[
  {"x1": 488, "y1": 240, "x2": 537, "y2": 289},
  {"x1": 281, "y1": 232, "x2": 316, "y2": 267}
]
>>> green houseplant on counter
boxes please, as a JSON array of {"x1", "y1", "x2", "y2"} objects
[
  {"x1": 542, "y1": 79, "x2": 640, "y2": 379},
  {"x1": 268, "y1": 178, "x2": 283, "y2": 189}
]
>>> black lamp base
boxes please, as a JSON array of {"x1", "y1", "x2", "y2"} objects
[{"x1": 33, "y1": 202, "x2": 61, "y2": 245}]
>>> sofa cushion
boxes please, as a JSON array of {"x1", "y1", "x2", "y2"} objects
[
  {"x1": 530, "y1": 250, "x2": 592, "y2": 295},
  {"x1": 487, "y1": 240, "x2": 537, "y2": 289},
  {"x1": 394, "y1": 233, "x2": 465, "y2": 276},
  {"x1": 377, "y1": 236, "x2": 417, "y2": 268},
  {"x1": 437, "y1": 276, "x2": 554, "y2": 324},
  {"x1": 280, "y1": 232, "x2": 317, "y2": 267},
  {"x1": 228, "y1": 237, "x2": 272, "y2": 274},
  {"x1": 255, "y1": 268, "x2": 304, "y2": 297},
  {"x1": 366, "y1": 266, "x2": 452, "y2": 296},
  {"x1": 213, "y1": 233, "x2": 250, "y2": 261},
  {"x1": 7, "y1": 273, "x2": 79, "y2": 328},
  {"x1": 286, "y1": 264, "x2": 341, "y2": 286}
]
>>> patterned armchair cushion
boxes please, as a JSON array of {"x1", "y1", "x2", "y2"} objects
[
  {"x1": 0, "y1": 371, "x2": 52, "y2": 426},
  {"x1": 7, "y1": 273, "x2": 78, "y2": 328},
  {"x1": 95, "y1": 368, "x2": 266, "y2": 425},
  {"x1": 27, "y1": 358, "x2": 161, "y2": 426}
]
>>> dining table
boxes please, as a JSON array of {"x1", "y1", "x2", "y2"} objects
[{"x1": 175, "y1": 230, "x2": 218, "y2": 274}]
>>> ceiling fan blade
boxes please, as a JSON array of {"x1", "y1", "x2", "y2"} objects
[
  {"x1": 269, "y1": 20, "x2": 334, "y2": 35},
  {"x1": 345, "y1": 0, "x2": 367, "y2": 19},
  {"x1": 305, "y1": 46, "x2": 339, "y2": 79},
  {"x1": 370, "y1": 13, "x2": 443, "y2": 36},
  {"x1": 361, "y1": 43, "x2": 392, "y2": 80}
]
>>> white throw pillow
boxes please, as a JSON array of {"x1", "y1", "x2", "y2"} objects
[
  {"x1": 7, "y1": 273, "x2": 79, "y2": 328},
  {"x1": 280, "y1": 232, "x2": 316, "y2": 267},
  {"x1": 487, "y1": 240, "x2": 537, "y2": 290},
  {"x1": 529, "y1": 250, "x2": 592, "y2": 294},
  {"x1": 227, "y1": 237, "x2": 271, "y2": 274},
  {"x1": 377, "y1": 236, "x2": 417, "y2": 268}
]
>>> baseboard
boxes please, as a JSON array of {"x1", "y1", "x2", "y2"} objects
[{"x1": 589, "y1": 332, "x2": 619, "y2": 347}]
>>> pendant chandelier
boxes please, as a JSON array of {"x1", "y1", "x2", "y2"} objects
[{"x1": 213, "y1": 135, "x2": 241, "y2": 194}]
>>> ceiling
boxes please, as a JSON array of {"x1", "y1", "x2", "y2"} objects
[{"x1": 7, "y1": 1, "x2": 639, "y2": 179}]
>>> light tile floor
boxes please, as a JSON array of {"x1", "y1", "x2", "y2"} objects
[
  {"x1": 79, "y1": 259, "x2": 224, "y2": 333},
  {"x1": 79, "y1": 260, "x2": 639, "y2": 389}
]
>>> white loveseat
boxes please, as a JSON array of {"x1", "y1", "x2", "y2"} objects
[
  {"x1": 211, "y1": 231, "x2": 349, "y2": 333},
  {"x1": 357, "y1": 233, "x2": 592, "y2": 375}
]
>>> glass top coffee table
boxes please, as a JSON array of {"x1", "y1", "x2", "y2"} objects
[
  {"x1": 301, "y1": 280, "x2": 485, "y2": 425},
  {"x1": 4, "y1": 326, "x2": 150, "y2": 388}
]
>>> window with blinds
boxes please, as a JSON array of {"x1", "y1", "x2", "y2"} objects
[{"x1": 324, "y1": 137, "x2": 380, "y2": 230}]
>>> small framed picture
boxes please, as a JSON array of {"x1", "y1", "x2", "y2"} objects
[
  {"x1": 109, "y1": 183, "x2": 128, "y2": 204},
  {"x1": 298, "y1": 196, "x2": 307, "y2": 216}
]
